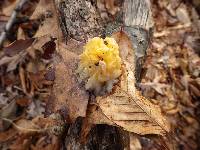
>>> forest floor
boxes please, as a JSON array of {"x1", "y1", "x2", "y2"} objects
[{"x1": 0, "y1": 0, "x2": 199, "y2": 149}]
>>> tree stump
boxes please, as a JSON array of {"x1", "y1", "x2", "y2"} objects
[{"x1": 54, "y1": 0, "x2": 153, "y2": 149}]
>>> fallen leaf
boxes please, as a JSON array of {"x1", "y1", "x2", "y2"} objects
[
  {"x1": 86, "y1": 104, "x2": 114, "y2": 125},
  {"x1": 0, "y1": 36, "x2": 52, "y2": 72},
  {"x1": 31, "y1": 135, "x2": 60, "y2": 150},
  {"x1": 3, "y1": 38, "x2": 35, "y2": 57},
  {"x1": 15, "y1": 119, "x2": 41, "y2": 134},
  {"x1": 129, "y1": 134, "x2": 142, "y2": 150},
  {"x1": 112, "y1": 31, "x2": 136, "y2": 88},
  {"x1": 176, "y1": 4, "x2": 191, "y2": 25},
  {"x1": 0, "y1": 100, "x2": 17, "y2": 131},
  {"x1": 7, "y1": 116, "x2": 56, "y2": 149},
  {"x1": 2, "y1": 0, "x2": 19, "y2": 16},
  {"x1": 31, "y1": 0, "x2": 62, "y2": 39},
  {"x1": 29, "y1": 71, "x2": 52, "y2": 89},
  {"x1": 16, "y1": 97, "x2": 31, "y2": 107},
  {"x1": 17, "y1": 27, "x2": 26, "y2": 40},
  {"x1": 45, "y1": 67, "x2": 55, "y2": 81},
  {"x1": 53, "y1": 43, "x2": 89, "y2": 122},
  {"x1": 41, "y1": 39, "x2": 56, "y2": 59},
  {"x1": 90, "y1": 31, "x2": 170, "y2": 135},
  {"x1": 0, "y1": 55, "x2": 17, "y2": 66},
  {"x1": 0, "y1": 127, "x2": 17, "y2": 142},
  {"x1": 189, "y1": 81, "x2": 200, "y2": 98},
  {"x1": 112, "y1": 31, "x2": 133, "y2": 61},
  {"x1": 6, "y1": 51, "x2": 27, "y2": 72},
  {"x1": 97, "y1": 77, "x2": 170, "y2": 135},
  {"x1": 9, "y1": 134, "x2": 31, "y2": 150},
  {"x1": 27, "y1": 35, "x2": 52, "y2": 59},
  {"x1": 139, "y1": 74, "x2": 170, "y2": 95},
  {"x1": 27, "y1": 100, "x2": 45, "y2": 118}
]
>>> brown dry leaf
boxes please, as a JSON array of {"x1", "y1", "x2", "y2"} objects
[
  {"x1": 3, "y1": 38, "x2": 35, "y2": 57},
  {"x1": 30, "y1": 0, "x2": 62, "y2": 39},
  {"x1": 0, "y1": 36, "x2": 52, "y2": 72},
  {"x1": 31, "y1": 135, "x2": 60, "y2": 150},
  {"x1": 29, "y1": 71, "x2": 53, "y2": 89},
  {"x1": 53, "y1": 43, "x2": 89, "y2": 122},
  {"x1": 12, "y1": 118, "x2": 59, "y2": 149},
  {"x1": 97, "y1": 82, "x2": 170, "y2": 135},
  {"x1": 41, "y1": 40, "x2": 56, "y2": 59},
  {"x1": 140, "y1": 74, "x2": 170, "y2": 95},
  {"x1": 17, "y1": 27, "x2": 26, "y2": 40},
  {"x1": 129, "y1": 134, "x2": 142, "y2": 150},
  {"x1": 0, "y1": 100, "x2": 17, "y2": 131},
  {"x1": 176, "y1": 4, "x2": 191, "y2": 25},
  {"x1": 14, "y1": 115, "x2": 61, "y2": 134},
  {"x1": 2, "y1": 0, "x2": 19, "y2": 16},
  {"x1": 9, "y1": 134, "x2": 32, "y2": 150},
  {"x1": 16, "y1": 97, "x2": 31, "y2": 107},
  {"x1": 27, "y1": 100, "x2": 45, "y2": 118},
  {"x1": 97, "y1": 0, "x2": 119, "y2": 16},
  {"x1": 2, "y1": 35, "x2": 51, "y2": 58},
  {"x1": 86, "y1": 104, "x2": 114, "y2": 125},
  {"x1": 27, "y1": 35, "x2": 52, "y2": 59},
  {"x1": 90, "y1": 31, "x2": 170, "y2": 135},
  {"x1": 0, "y1": 53, "x2": 25, "y2": 72},
  {"x1": 82, "y1": 105, "x2": 114, "y2": 142},
  {"x1": 15, "y1": 119, "x2": 42, "y2": 134},
  {"x1": 0, "y1": 127, "x2": 17, "y2": 142},
  {"x1": 0, "y1": 38, "x2": 34, "y2": 71}
]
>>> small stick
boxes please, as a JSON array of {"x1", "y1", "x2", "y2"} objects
[
  {"x1": 0, "y1": 0, "x2": 28, "y2": 47},
  {"x1": 1, "y1": 117, "x2": 48, "y2": 133}
]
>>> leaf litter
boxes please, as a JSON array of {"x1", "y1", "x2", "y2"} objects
[{"x1": 0, "y1": 0, "x2": 199, "y2": 149}]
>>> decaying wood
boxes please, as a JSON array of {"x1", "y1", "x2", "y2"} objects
[
  {"x1": 54, "y1": 0, "x2": 153, "y2": 149},
  {"x1": 123, "y1": 0, "x2": 153, "y2": 82},
  {"x1": 124, "y1": 0, "x2": 153, "y2": 29},
  {"x1": 54, "y1": 0, "x2": 104, "y2": 43}
]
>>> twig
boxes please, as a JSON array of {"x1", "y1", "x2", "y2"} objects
[
  {"x1": 154, "y1": 23, "x2": 191, "y2": 38},
  {"x1": 0, "y1": 0, "x2": 28, "y2": 47},
  {"x1": 1, "y1": 117, "x2": 48, "y2": 133}
]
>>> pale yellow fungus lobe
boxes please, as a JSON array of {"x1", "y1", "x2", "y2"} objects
[{"x1": 77, "y1": 37, "x2": 122, "y2": 95}]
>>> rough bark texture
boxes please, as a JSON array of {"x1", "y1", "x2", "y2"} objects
[{"x1": 54, "y1": 0, "x2": 153, "y2": 149}]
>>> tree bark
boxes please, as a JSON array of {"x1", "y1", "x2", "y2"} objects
[{"x1": 54, "y1": 0, "x2": 153, "y2": 149}]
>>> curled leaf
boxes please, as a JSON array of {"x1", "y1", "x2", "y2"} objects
[{"x1": 90, "y1": 31, "x2": 170, "y2": 135}]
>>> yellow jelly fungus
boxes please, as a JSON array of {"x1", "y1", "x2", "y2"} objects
[{"x1": 77, "y1": 37, "x2": 122, "y2": 94}]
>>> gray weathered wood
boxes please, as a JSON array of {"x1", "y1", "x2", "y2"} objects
[
  {"x1": 123, "y1": 0, "x2": 153, "y2": 82},
  {"x1": 124, "y1": 0, "x2": 153, "y2": 29}
]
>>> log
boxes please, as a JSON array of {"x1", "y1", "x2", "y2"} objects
[{"x1": 54, "y1": 0, "x2": 153, "y2": 149}]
